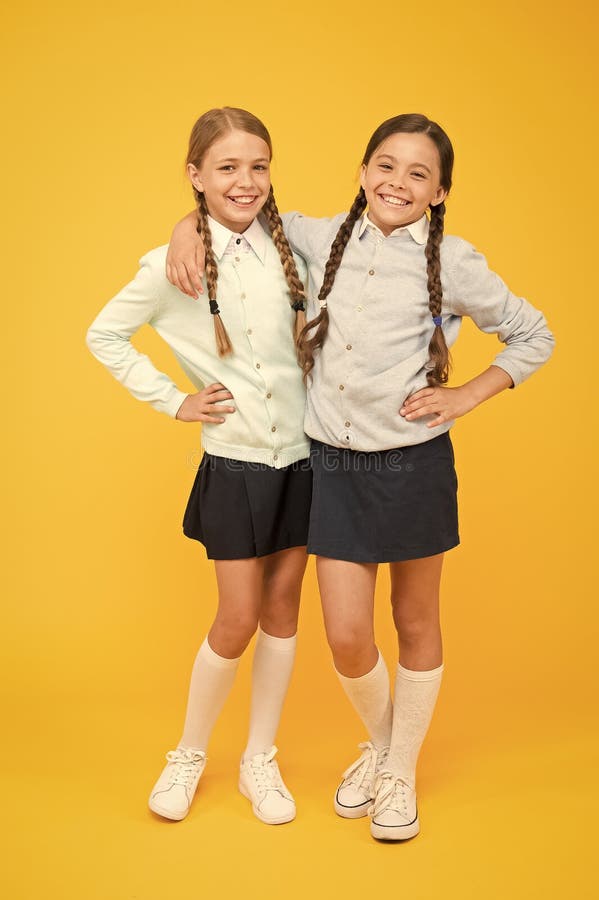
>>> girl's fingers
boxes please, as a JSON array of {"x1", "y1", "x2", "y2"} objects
[
  {"x1": 198, "y1": 414, "x2": 226, "y2": 424},
  {"x1": 405, "y1": 388, "x2": 435, "y2": 404},
  {"x1": 401, "y1": 391, "x2": 437, "y2": 413},
  {"x1": 205, "y1": 383, "x2": 232, "y2": 397},
  {"x1": 427, "y1": 415, "x2": 446, "y2": 428},
  {"x1": 405, "y1": 398, "x2": 435, "y2": 414},
  {"x1": 192, "y1": 249, "x2": 205, "y2": 293},
  {"x1": 406, "y1": 403, "x2": 444, "y2": 420},
  {"x1": 178, "y1": 263, "x2": 197, "y2": 298},
  {"x1": 171, "y1": 263, "x2": 187, "y2": 295},
  {"x1": 208, "y1": 405, "x2": 235, "y2": 414}
]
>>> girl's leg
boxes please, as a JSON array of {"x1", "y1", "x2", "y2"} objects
[
  {"x1": 244, "y1": 546, "x2": 307, "y2": 758},
  {"x1": 239, "y1": 546, "x2": 307, "y2": 825},
  {"x1": 388, "y1": 552, "x2": 444, "y2": 785},
  {"x1": 318, "y1": 557, "x2": 393, "y2": 818},
  {"x1": 179, "y1": 557, "x2": 265, "y2": 750},
  {"x1": 369, "y1": 553, "x2": 444, "y2": 841},
  {"x1": 150, "y1": 557, "x2": 263, "y2": 821},
  {"x1": 318, "y1": 557, "x2": 391, "y2": 742}
]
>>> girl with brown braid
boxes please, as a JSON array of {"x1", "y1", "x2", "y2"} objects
[
  {"x1": 166, "y1": 112, "x2": 554, "y2": 842},
  {"x1": 86, "y1": 107, "x2": 313, "y2": 827}
]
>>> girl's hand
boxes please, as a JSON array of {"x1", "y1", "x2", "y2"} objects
[
  {"x1": 399, "y1": 385, "x2": 478, "y2": 428},
  {"x1": 166, "y1": 211, "x2": 206, "y2": 298},
  {"x1": 176, "y1": 383, "x2": 236, "y2": 423}
]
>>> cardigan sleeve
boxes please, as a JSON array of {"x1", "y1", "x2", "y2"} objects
[
  {"x1": 85, "y1": 254, "x2": 189, "y2": 418},
  {"x1": 281, "y1": 212, "x2": 348, "y2": 262},
  {"x1": 443, "y1": 237, "x2": 555, "y2": 388}
]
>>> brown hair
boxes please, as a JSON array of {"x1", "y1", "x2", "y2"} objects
[
  {"x1": 298, "y1": 113, "x2": 454, "y2": 385},
  {"x1": 186, "y1": 107, "x2": 306, "y2": 357}
]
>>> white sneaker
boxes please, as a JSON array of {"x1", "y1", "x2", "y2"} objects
[
  {"x1": 239, "y1": 746, "x2": 296, "y2": 825},
  {"x1": 334, "y1": 741, "x2": 389, "y2": 819},
  {"x1": 369, "y1": 770, "x2": 420, "y2": 840},
  {"x1": 148, "y1": 746, "x2": 207, "y2": 821}
]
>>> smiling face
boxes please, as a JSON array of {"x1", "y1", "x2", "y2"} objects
[
  {"x1": 187, "y1": 128, "x2": 271, "y2": 233},
  {"x1": 360, "y1": 131, "x2": 448, "y2": 236}
]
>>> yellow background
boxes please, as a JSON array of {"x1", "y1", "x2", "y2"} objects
[{"x1": 1, "y1": 0, "x2": 596, "y2": 897}]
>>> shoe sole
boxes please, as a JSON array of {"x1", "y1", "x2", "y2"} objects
[
  {"x1": 370, "y1": 816, "x2": 420, "y2": 841},
  {"x1": 238, "y1": 781, "x2": 296, "y2": 825},
  {"x1": 334, "y1": 792, "x2": 370, "y2": 819},
  {"x1": 148, "y1": 798, "x2": 189, "y2": 821}
]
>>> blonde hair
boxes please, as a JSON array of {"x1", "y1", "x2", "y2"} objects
[{"x1": 186, "y1": 107, "x2": 306, "y2": 356}]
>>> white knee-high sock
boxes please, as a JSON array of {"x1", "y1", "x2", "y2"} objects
[
  {"x1": 386, "y1": 662, "x2": 444, "y2": 788},
  {"x1": 335, "y1": 650, "x2": 393, "y2": 749},
  {"x1": 178, "y1": 638, "x2": 241, "y2": 752},
  {"x1": 243, "y1": 628, "x2": 297, "y2": 760}
]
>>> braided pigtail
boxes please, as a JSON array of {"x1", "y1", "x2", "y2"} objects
[
  {"x1": 195, "y1": 190, "x2": 233, "y2": 357},
  {"x1": 298, "y1": 188, "x2": 367, "y2": 381},
  {"x1": 261, "y1": 187, "x2": 307, "y2": 345},
  {"x1": 424, "y1": 201, "x2": 452, "y2": 385}
]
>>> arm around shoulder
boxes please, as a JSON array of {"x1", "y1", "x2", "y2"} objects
[{"x1": 280, "y1": 211, "x2": 349, "y2": 262}]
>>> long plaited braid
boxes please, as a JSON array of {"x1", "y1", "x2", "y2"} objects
[
  {"x1": 195, "y1": 190, "x2": 233, "y2": 357},
  {"x1": 297, "y1": 188, "x2": 368, "y2": 380},
  {"x1": 261, "y1": 187, "x2": 307, "y2": 345},
  {"x1": 424, "y1": 201, "x2": 452, "y2": 385}
]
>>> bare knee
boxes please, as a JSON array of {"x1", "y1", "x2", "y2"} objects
[
  {"x1": 209, "y1": 611, "x2": 259, "y2": 658},
  {"x1": 260, "y1": 593, "x2": 300, "y2": 637},
  {"x1": 394, "y1": 610, "x2": 436, "y2": 642},
  {"x1": 260, "y1": 549, "x2": 305, "y2": 636},
  {"x1": 326, "y1": 625, "x2": 376, "y2": 676},
  {"x1": 392, "y1": 601, "x2": 442, "y2": 668}
]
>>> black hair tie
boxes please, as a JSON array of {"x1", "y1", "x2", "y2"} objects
[
  {"x1": 292, "y1": 300, "x2": 305, "y2": 312},
  {"x1": 209, "y1": 300, "x2": 220, "y2": 316}
]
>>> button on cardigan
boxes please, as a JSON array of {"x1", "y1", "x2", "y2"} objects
[
  {"x1": 86, "y1": 218, "x2": 310, "y2": 469},
  {"x1": 282, "y1": 211, "x2": 555, "y2": 452}
]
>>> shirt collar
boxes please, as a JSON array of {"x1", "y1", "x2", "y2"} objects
[
  {"x1": 207, "y1": 214, "x2": 267, "y2": 263},
  {"x1": 358, "y1": 212, "x2": 429, "y2": 245}
]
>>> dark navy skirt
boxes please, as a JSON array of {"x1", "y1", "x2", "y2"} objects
[
  {"x1": 307, "y1": 432, "x2": 459, "y2": 563},
  {"x1": 182, "y1": 452, "x2": 313, "y2": 560}
]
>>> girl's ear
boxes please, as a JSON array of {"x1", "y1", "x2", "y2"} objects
[
  {"x1": 359, "y1": 164, "x2": 367, "y2": 191},
  {"x1": 187, "y1": 163, "x2": 204, "y2": 193},
  {"x1": 431, "y1": 186, "x2": 448, "y2": 207}
]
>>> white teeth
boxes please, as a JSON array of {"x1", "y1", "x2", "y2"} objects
[
  {"x1": 381, "y1": 195, "x2": 409, "y2": 206},
  {"x1": 228, "y1": 196, "x2": 256, "y2": 205}
]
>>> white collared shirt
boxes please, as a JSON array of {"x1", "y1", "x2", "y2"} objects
[
  {"x1": 86, "y1": 217, "x2": 309, "y2": 468},
  {"x1": 208, "y1": 215, "x2": 267, "y2": 262},
  {"x1": 357, "y1": 211, "x2": 429, "y2": 245}
]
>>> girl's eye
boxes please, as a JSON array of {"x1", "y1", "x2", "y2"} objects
[
  {"x1": 379, "y1": 164, "x2": 392, "y2": 170},
  {"x1": 412, "y1": 172, "x2": 426, "y2": 178},
  {"x1": 219, "y1": 165, "x2": 235, "y2": 172},
  {"x1": 254, "y1": 165, "x2": 268, "y2": 171}
]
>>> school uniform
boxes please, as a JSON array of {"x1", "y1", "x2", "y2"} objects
[
  {"x1": 86, "y1": 216, "x2": 312, "y2": 559},
  {"x1": 282, "y1": 211, "x2": 555, "y2": 563}
]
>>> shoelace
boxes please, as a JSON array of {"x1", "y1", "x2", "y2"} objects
[
  {"x1": 247, "y1": 747, "x2": 289, "y2": 798},
  {"x1": 370, "y1": 771, "x2": 412, "y2": 820},
  {"x1": 165, "y1": 748, "x2": 206, "y2": 787},
  {"x1": 341, "y1": 742, "x2": 389, "y2": 792}
]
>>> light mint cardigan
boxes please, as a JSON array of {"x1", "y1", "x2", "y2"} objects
[{"x1": 86, "y1": 228, "x2": 309, "y2": 469}]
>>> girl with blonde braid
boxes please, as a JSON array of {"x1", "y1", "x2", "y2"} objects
[
  {"x1": 86, "y1": 107, "x2": 311, "y2": 826},
  {"x1": 166, "y1": 113, "x2": 554, "y2": 841}
]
